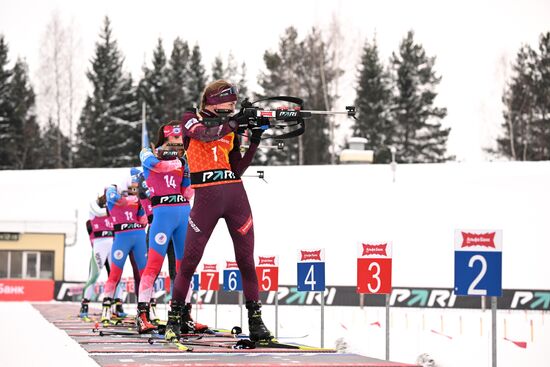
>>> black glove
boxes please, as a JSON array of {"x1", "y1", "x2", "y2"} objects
[
  {"x1": 231, "y1": 109, "x2": 249, "y2": 126},
  {"x1": 137, "y1": 175, "x2": 148, "y2": 199},
  {"x1": 250, "y1": 127, "x2": 266, "y2": 144}
]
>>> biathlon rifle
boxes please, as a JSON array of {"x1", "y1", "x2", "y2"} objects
[{"x1": 203, "y1": 96, "x2": 356, "y2": 148}]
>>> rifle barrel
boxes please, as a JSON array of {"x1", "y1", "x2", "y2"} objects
[{"x1": 302, "y1": 110, "x2": 351, "y2": 115}]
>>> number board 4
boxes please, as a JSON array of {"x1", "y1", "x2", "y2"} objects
[
  {"x1": 357, "y1": 242, "x2": 392, "y2": 294},
  {"x1": 256, "y1": 255, "x2": 279, "y2": 292},
  {"x1": 223, "y1": 261, "x2": 243, "y2": 291},
  {"x1": 297, "y1": 248, "x2": 326, "y2": 292},
  {"x1": 200, "y1": 263, "x2": 220, "y2": 291},
  {"x1": 454, "y1": 229, "x2": 502, "y2": 297}
]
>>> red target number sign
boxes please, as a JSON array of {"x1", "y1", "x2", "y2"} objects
[
  {"x1": 256, "y1": 255, "x2": 279, "y2": 292},
  {"x1": 200, "y1": 263, "x2": 219, "y2": 291},
  {"x1": 357, "y1": 242, "x2": 392, "y2": 294}
]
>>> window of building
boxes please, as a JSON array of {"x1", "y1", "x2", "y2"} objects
[{"x1": 0, "y1": 251, "x2": 54, "y2": 279}]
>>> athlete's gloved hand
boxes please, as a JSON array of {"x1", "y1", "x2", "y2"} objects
[
  {"x1": 230, "y1": 109, "x2": 249, "y2": 132},
  {"x1": 250, "y1": 122, "x2": 269, "y2": 144}
]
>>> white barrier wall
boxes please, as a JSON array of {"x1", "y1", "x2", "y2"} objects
[{"x1": 1, "y1": 161, "x2": 549, "y2": 290}]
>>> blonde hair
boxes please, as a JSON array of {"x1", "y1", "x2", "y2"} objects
[{"x1": 200, "y1": 79, "x2": 234, "y2": 110}]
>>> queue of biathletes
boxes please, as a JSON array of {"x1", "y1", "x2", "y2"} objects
[{"x1": 79, "y1": 79, "x2": 354, "y2": 342}]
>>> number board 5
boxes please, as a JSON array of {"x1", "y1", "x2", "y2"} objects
[
  {"x1": 200, "y1": 263, "x2": 219, "y2": 291},
  {"x1": 357, "y1": 242, "x2": 392, "y2": 294},
  {"x1": 223, "y1": 261, "x2": 243, "y2": 291},
  {"x1": 454, "y1": 230, "x2": 502, "y2": 297},
  {"x1": 297, "y1": 248, "x2": 325, "y2": 292},
  {"x1": 256, "y1": 255, "x2": 279, "y2": 292}
]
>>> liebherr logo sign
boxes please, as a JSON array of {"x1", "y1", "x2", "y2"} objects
[{"x1": 461, "y1": 232, "x2": 496, "y2": 248}]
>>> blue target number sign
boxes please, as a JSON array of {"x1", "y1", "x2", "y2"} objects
[
  {"x1": 223, "y1": 261, "x2": 243, "y2": 291},
  {"x1": 297, "y1": 249, "x2": 325, "y2": 292},
  {"x1": 190, "y1": 273, "x2": 200, "y2": 291},
  {"x1": 454, "y1": 230, "x2": 502, "y2": 297}
]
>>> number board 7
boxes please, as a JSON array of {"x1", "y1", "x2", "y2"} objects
[{"x1": 200, "y1": 263, "x2": 220, "y2": 291}]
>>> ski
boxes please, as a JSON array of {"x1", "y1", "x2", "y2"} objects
[
  {"x1": 162, "y1": 328, "x2": 194, "y2": 351},
  {"x1": 254, "y1": 338, "x2": 333, "y2": 351},
  {"x1": 149, "y1": 336, "x2": 254, "y2": 350}
]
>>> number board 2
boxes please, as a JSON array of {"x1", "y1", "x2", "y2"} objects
[
  {"x1": 357, "y1": 242, "x2": 392, "y2": 294},
  {"x1": 223, "y1": 261, "x2": 243, "y2": 291},
  {"x1": 256, "y1": 255, "x2": 279, "y2": 292},
  {"x1": 200, "y1": 263, "x2": 220, "y2": 291},
  {"x1": 454, "y1": 229, "x2": 502, "y2": 297},
  {"x1": 297, "y1": 248, "x2": 325, "y2": 292}
]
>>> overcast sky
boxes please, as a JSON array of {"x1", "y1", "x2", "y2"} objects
[{"x1": 1, "y1": 0, "x2": 549, "y2": 162}]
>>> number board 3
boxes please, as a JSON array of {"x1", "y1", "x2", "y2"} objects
[
  {"x1": 357, "y1": 241, "x2": 392, "y2": 294},
  {"x1": 297, "y1": 248, "x2": 325, "y2": 292},
  {"x1": 454, "y1": 229, "x2": 502, "y2": 297}
]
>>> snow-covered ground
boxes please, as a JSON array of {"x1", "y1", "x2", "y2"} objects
[
  {"x1": 0, "y1": 302, "x2": 98, "y2": 367},
  {"x1": 2, "y1": 301, "x2": 547, "y2": 367}
]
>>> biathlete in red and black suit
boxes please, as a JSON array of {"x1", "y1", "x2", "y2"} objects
[{"x1": 167, "y1": 79, "x2": 272, "y2": 341}]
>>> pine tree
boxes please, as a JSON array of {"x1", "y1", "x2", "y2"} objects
[
  {"x1": 257, "y1": 27, "x2": 302, "y2": 165},
  {"x1": 0, "y1": 35, "x2": 13, "y2": 169},
  {"x1": 9, "y1": 59, "x2": 42, "y2": 169},
  {"x1": 166, "y1": 37, "x2": 190, "y2": 119},
  {"x1": 353, "y1": 37, "x2": 393, "y2": 163},
  {"x1": 138, "y1": 38, "x2": 169, "y2": 142},
  {"x1": 237, "y1": 62, "x2": 249, "y2": 103},
  {"x1": 186, "y1": 44, "x2": 207, "y2": 108},
  {"x1": 75, "y1": 17, "x2": 140, "y2": 168},
  {"x1": 211, "y1": 56, "x2": 225, "y2": 81},
  {"x1": 390, "y1": 30, "x2": 449, "y2": 163},
  {"x1": 40, "y1": 117, "x2": 70, "y2": 168},
  {"x1": 497, "y1": 32, "x2": 550, "y2": 160},
  {"x1": 298, "y1": 27, "x2": 341, "y2": 165}
]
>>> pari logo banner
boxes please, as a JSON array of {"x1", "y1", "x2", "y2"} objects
[
  {"x1": 454, "y1": 230, "x2": 502, "y2": 252},
  {"x1": 297, "y1": 248, "x2": 325, "y2": 262},
  {"x1": 358, "y1": 242, "x2": 392, "y2": 258}
]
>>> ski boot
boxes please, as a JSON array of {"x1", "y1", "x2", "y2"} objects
[
  {"x1": 246, "y1": 301, "x2": 272, "y2": 342},
  {"x1": 136, "y1": 302, "x2": 157, "y2": 334},
  {"x1": 100, "y1": 297, "x2": 112, "y2": 324},
  {"x1": 79, "y1": 298, "x2": 91, "y2": 322},
  {"x1": 112, "y1": 298, "x2": 128, "y2": 319},
  {"x1": 150, "y1": 298, "x2": 160, "y2": 325},
  {"x1": 165, "y1": 300, "x2": 194, "y2": 340},
  {"x1": 186, "y1": 302, "x2": 209, "y2": 332},
  {"x1": 165, "y1": 304, "x2": 182, "y2": 340}
]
